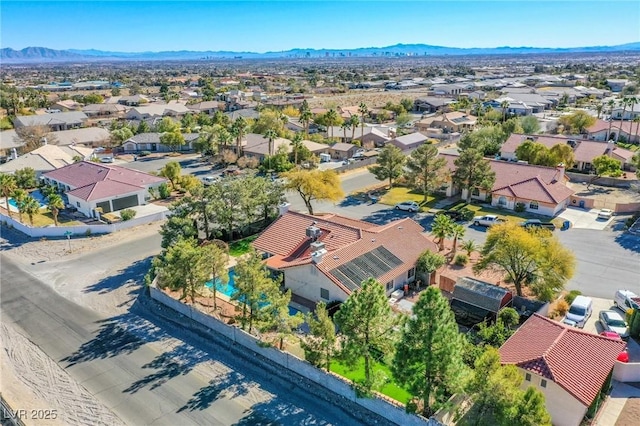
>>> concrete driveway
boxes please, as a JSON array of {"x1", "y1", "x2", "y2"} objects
[{"x1": 558, "y1": 206, "x2": 612, "y2": 230}]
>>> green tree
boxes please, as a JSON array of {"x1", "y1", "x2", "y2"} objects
[
  {"x1": 395, "y1": 112, "x2": 412, "y2": 128},
  {"x1": 633, "y1": 151, "x2": 640, "y2": 179},
  {"x1": 21, "y1": 195, "x2": 41, "y2": 226},
  {"x1": 519, "y1": 116, "x2": 541, "y2": 135},
  {"x1": 431, "y1": 214, "x2": 455, "y2": 252},
  {"x1": 202, "y1": 242, "x2": 229, "y2": 312},
  {"x1": 509, "y1": 387, "x2": 552, "y2": 426},
  {"x1": 136, "y1": 120, "x2": 151, "y2": 135},
  {"x1": 160, "y1": 215, "x2": 198, "y2": 249},
  {"x1": 232, "y1": 250, "x2": 276, "y2": 333},
  {"x1": 500, "y1": 100, "x2": 510, "y2": 123},
  {"x1": 324, "y1": 108, "x2": 340, "y2": 140},
  {"x1": 155, "y1": 238, "x2": 209, "y2": 304},
  {"x1": 301, "y1": 302, "x2": 337, "y2": 371},
  {"x1": 160, "y1": 131, "x2": 186, "y2": 152},
  {"x1": 474, "y1": 222, "x2": 576, "y2": 299},
  {"x1": 558, "y1": 110, "x2": 596, "y2": 134},
  {"x1": 261, "y1": 287, "x2": 304, "y2": 350},
  {"x1": 159, "y1": 161, "x2": 182, "y2": 189},
  {"x1": 415, "y1": 250, "x2": 446, "y2": 284},
  {"x1": 231, "y1": 116, "x2": 248, "y2": 157},
  {"x1": 82, "y1": 93, "x2": 104, "y2": 104},
  {"x1": 515, "y1": 141, "x2": 553, "y2": 166},
  {"x1": 263, "y1": 128, "x2": 279, "y2": 168},
  {"x1": 461, "y1": 239, "x2": 477, "y2": 256},
  {"x1": 14, "y1": 167, "x2": 38, "y2": 189},
  {"x1": 300, "y1": 108, "x2": 313, "y2": 137},
  {"x1": 549, "y1": 143, "x2": 575, "y2": 168},
  {"x1": 458, "y1": 126, "x2": 507, "y2": 156},
  {"x1": 47, "y1": 194, "x2": 64, "y2": 226},
  {"x1": 0, "y1": 173, "x2": 17, "y2": 219},
  {"x1": 400, "y1": 98, "x2": 414, "y2": 112},
  {"x1": 348, "y1": 115, "x2": 360, "y2": 140},
  {"x1": 179, "y1": 175, "x2": 202, "y2": 194},
  {"x1": 290, "y1": 132, "x2": 304, "y2": 165},
  {"x1": 588, "y1": 155, "x2": 623, "y2": 189},
  {"x1": 11, "y1": 188, "x2": 27, "y2": 222},
  {"x1": 404, "y1": 144, "x2": 446, "y2": 202},
  {"x1": 110, "y1": 127, "x2": 134, "y2": 146},
  {"x1": 452, "y1": 149, "x2": 496, "y2": 203},
  {"x1": 335, "y1": 278, "x2": 397, "y2": 393},
  {"x1": 358, "y1": 102, "x2": 369, "y2": 137},
  {"x1": 369, "y1": 145, "x2": 405, "y2": 188},
  {"x1": 283, "y1": 169, "x2": 344, "y2": 215},
  {"x1": 451, "y1": 223, "x2": 465, "y2": 254},
  {"x1": 393, "y1": 287, "x2": 467, "y2": 416},
  {"x1": 156, "y1": 117, "x2": 181, "y2": 133}
]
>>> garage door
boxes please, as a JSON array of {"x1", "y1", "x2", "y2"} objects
[
  {"x1": 112, "y1": 195, "x2": 138, "y2": 211},
  {"x1": 96, "y1": 200, "x2": 111, "y2": 213}
]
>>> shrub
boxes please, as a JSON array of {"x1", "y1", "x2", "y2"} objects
[
  {"x1": 459, "y1": 208, "x2": 474, "y2": 221},
  {"x1": 514, "y1": 202, "x2": 526, "y2": 213},
  {"x1": 555, "y1": 299, "x2": 570, "y2": 317},
  {"x1": 564, "y1": 290, "x2": 582, "y2": 305},
  {"x1": 84, "y1": 228, "x2": 91, "y2": 236},
  {"x1": 139, "y1": 150, "x2": 151, "y2": 157},
  {"x1": 120, "y1": 209, "x2": 137, "y2": 221},
  {"x1": 158, "y1": 183, "x2": 171, "y2": 199},
  {"x1": 454, "y1": 254, "x2": 469, "y2": 266}
]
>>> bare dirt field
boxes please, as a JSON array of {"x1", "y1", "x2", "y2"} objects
[
  {"x1": 615, "y1": 395, "x2": 640, "y2": 426},
  {"x1": 306, "y1": 89, "x2": 431, "y2": 109}
]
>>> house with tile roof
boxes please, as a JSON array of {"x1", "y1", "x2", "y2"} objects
[
  {"x1": 388, "y1": 132, "x2": 431, "y2": 151},
  {"x1": 252, "y1": 211, "x2": 437, "y2": 304},
  {"x1": 124, "y1": 103, "x2": 190, "y2": 121},
  {"x1": 440, "y1": 153, "x2": 574, "y2": 217},
  {"x1": 0, "y1": 144, "x2": 93, "y2": 176},
  {"x1": 42, "y1": 161, "x2": 166, "y2": 218},
  {"x1": 415, "y1": 112, "x2": 478, "y2": 134},
  {"x1": 122, "y1": 132, "x2": 199, "y2": 153},
  {"x1": 587, "y1": 119, "x2": 639, "y2": 144},
  {"x1": 14, "y1": 111, "x2": 88, "y2": 132},
  {"x1": 501, "y1": 133, "x2": 637, "y2": 172},
  {"x1": 500, "y1": 314, "x2": 626, "y2": 426}
]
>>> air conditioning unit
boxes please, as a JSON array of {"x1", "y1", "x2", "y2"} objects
[{"x1": 306, "y1": 225, "x2": 321, "y2": 240}]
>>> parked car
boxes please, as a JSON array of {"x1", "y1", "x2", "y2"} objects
[
  {"x1": 473, "y1": 215, "x2": 505, "y2": 227},
  {"x1": 202, "y1": 176, "x2": 219, "y2": 185},
  {"x1": 599, "y1": 331, "x2": 622, "y2": 340},
  {"x1": 138, "y1": 150, "x2": 151, "y2": 157},
  {"x1": 520, "y1": 219, "x2": 556, "y2": 231},
  {"x1": 436, "y1": 210, "x2": 464, "y2": 221},
  {"x1": 597, "y1": 209, "x2": 613, "y2": 219},
  {"x1": 563, "y1": 295, "x2": 593, "y2": 328},
  {"x1": 394, "y1": 201, "x2": 420, "y2": 212},
  {"x1": 614, "y1": 289, "x2": 640, "y2": 312},
  {"x1": 99, "y1": 156, "x2": 114, "y2": 163},
  {"x1": 599, "y1": 310, "x2": 629, "y2": 339}
]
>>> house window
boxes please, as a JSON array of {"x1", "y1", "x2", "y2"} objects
[
  {"x1": 525, "y1": 373, "x2": 531, "y2": 382},
  {"x1": 472, "y1": 188, "x2": 480, "y2": 196},
  {"x1": 408, "y1": 268, "x2": 415, "y2": 279},
  {"x1": 498, "y1": 196, "x2": 507, "y2": 206},
  {"x1": 76, "y1": 202, "x2": 80, "y2": 207},
  {"x1": 541, "y1": 379, "x2": 547, "y2": 388},
  {"x1": 320, "y1": 288, "x2": 329, "y2": 300},
  {"x1": 529, "y1": 201, "x2": 539, "y2": 210},
  {"x1": 386, "y1": 281, "x2": 394, "y2": 291}
]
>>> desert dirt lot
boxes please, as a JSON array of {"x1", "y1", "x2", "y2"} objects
[{"x1": 306, "y1": 88, "x2": 431, "y2": 109}]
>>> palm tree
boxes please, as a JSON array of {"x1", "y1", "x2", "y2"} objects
[
  {"x1": 21, "y1": 195, "x2": 41, "y2": 226},
  {"x1": 291, "y1": 132, "x2": 304, "y2": 165},
  {"x1": 500, "y1": 100, "x2": 510, "y2": 123},
  {"x1": 358, "y1": 102, "x2": 369, "y2": 139},
  {"x1": 231, "y1": 116, "x2": 247, "y2": 157},
  {"x1": 325, "y1": 109, "x2": 339, "y2": 140},
  {"x1": 461, "y1": 239, "x2": 477, "y2": 257},
  {"x1": 451, "y1": 224, "x2": 465, "y2": 255},
  {"x1": 431, "y1": 215, "x2": 454, "y2": 252},
  {"x1": 606, "y1": 99, "x2": 616, "y2": 140},
  {"x1": 300, "y1": 108, "x2": 313, "y2": 137},
  {"x1": 263, "y1": 128, "x2": 278, "y2": 170},
  {"x1": 595, "y1": 102, "x2": 604, "y2": 119},
  {"x1": 348, "y1": 115, "x2": 359, "y2": 140},
  {"x1": 341, "y1": 121, "x2": 351, "y2": 140},
  {"x1": 633, "y1": 116, "x2": 640, "y2": 143},
  {"x1": 12, "y1": 189, "x2": 27, "y2": 222},
  {"x1": 47, "y1": 194, "x2": 64, "y2": 226},
  {"x1": 217, "y1": 128, "x2": 233, "y2": 153},
  {"x1": 0, "y1": 173, "x2": 17, "y2": 219},
  {"x1": 616, "y1": 97, "x2": 634, "y2": 142}
]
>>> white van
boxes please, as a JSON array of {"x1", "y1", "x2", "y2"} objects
[
  {"x1": 614, "y1": 290, "x2": 639, "y2": 312},
  {"x1": 563, "y1": 295, "x2": 593, "y2": 328}
]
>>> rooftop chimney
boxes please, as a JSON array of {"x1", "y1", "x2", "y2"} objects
[
  {"x1": 278, "y1": 202, "x2": 290, "y2": 216},
  {"x1": 311, "y1": 248, "x2": 327, "y2": 263}
]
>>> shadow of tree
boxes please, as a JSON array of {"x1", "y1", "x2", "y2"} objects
[
  {"x1": 360, "y1": 209, "x2": 412, "y2": 225},
  {"x1": 84, "y1": 256, "x2": 152, "y2": 294},
  {"x1": 338, "y1": 195, "x2": 370, "y2": 208},
  {"x1": 231, "y1": 398, "x2": 331, "y2": 426},
  {"x1": 61, "y1": 310, "x2": 166, "y2": 366},
  {"x1": 177, "y1": 372, "x2": 252, "y2": 412},
  {"x1": 615, "y1": 232, "x2": 640, "y2": 253},
  {"x1": 123, "y1": 342, "x2": 210, "y2": 393}
]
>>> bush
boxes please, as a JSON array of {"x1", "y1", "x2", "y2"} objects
[
  {"x1": 158, "y1": 183, "x2": 171, "y2": 199},
  {"x1": 459, "y1": 208, "x2": 474, "y2": 221},
  {"x1": 564, "y1": 290, "x2": 582, "y2": 305},
  {"x1": 514, "y1": 202, "x2": 526, "y2": 213},
  {"x1": 454, "y1": 254, "x2": 469, "y2": 266},
  {"x1": 120, "y1": 209, "x2": 137, "y2": 221},
  {"x1": 555, "y1": 299, "x2": 570, "y2": 317},
  {"x1": 139, "y1": 150, "x2": 151, "y2": 157}
]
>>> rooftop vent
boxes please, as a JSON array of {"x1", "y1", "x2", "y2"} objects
[
  {"x1": 310, "y1": 241, "x2": 325, "y2": 252},
  {"x1": 306, "y1": 225, "x2": 322, "y2": 241},
  {"x1": 311, "y1": 248, "x2": 327, "y2": 263}
]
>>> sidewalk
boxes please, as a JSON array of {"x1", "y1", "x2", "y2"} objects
[{"x1": 594, "y1": 380, "x2": 640, "y2": 426}]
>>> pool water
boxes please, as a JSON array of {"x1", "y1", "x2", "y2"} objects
[
  {"x1": 8, "y1": 190, "x2": 47, "y2": 210},
  {"x1": 205, "y1": 270, "x2": 301, "y2": 316}
]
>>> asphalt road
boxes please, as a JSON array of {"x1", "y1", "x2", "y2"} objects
[
  {"x1": 119, "y1": 153, "x2": 215, "y2": 178},
  {"x1": 0, "y1": 254, "x2": 370, "y2": 426}
]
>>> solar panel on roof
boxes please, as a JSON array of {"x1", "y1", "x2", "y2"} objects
[{"x1": 330, "y1": 246, "x2": 404, "y2": 291}]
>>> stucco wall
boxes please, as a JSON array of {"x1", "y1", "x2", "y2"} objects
[
  {"x1": 518, "y1": 368, "x2": 587, "y2": 426},
  {"x1": 284, "y1": 264, "x2": 348, "y2": 303},
  {"x1": 613, "y1": 361, "x2": 640, "y2": 382}
]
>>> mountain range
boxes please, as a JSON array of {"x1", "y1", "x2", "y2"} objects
[{"x1": 2, "y1": 42, "x2": 640, "y2": 62}]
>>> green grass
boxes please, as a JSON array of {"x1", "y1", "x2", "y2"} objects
[
  {"x1": 27, "y1": 210, "x2": 82, "y2": 227},
  {"x1": 229, "y1": 235, "x2": 258, "y2": 257},
  {"x1": 447, "y1": 201, "x2": 564, "y2": 227},
  {"x1": 330, "y1": 358, "x2": 412, "y2": 404},
  {"x1": 379, "y1": 187, "x2": 442, "y2": 210}
]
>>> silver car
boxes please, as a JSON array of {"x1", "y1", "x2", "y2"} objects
[
  {"x1": 394, "y1": 201, "x2": 419, "y2": 212},
  {"x1": 599, "y1": 310, "x2": 629, "y2": 339}
]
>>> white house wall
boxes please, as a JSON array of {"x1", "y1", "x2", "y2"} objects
[
  {"x1": 518, "y1": 368, "x2": 587, "y2": 426},
  {"x1": 284, "y1": 264, "x2": 348, "y2": 303}
]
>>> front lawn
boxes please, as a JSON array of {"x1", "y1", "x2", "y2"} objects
[
  {"x1": 447, "y1": 202, "x2": 564, "y2": 227},
  {"x1": 330, "y1": 358, "x2": 412, "y2": 404},
  {"x1": 229, "y1": 235, "x2": 258, "y2": 257},
  {"x1": 27, "y1": 210, "x2": 82, "y2": 227},
  {"x1": 379, "y1": 187, "x2": 442, "y2": 210}
]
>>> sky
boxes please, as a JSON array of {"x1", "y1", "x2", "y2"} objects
[{"x1": 1, "y1": 1, "x2": 639, "y2": 52}]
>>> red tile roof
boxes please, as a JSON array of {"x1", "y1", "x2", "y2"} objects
[
  {"x1": 492, "y1": 176, "x2": 574, "y2": 204},
  {"x1": 587, "y1": 119, "x2": 635, "y2": 134},
  {"x1": 43, "y1": 161, "x2": 166, "y2": 202},
  {"x1": 499, "y1": 314, "x2": 626, "y2": 406},
  {"x1": 253, "y1": 211, "x2": 437, "y2": 295}
]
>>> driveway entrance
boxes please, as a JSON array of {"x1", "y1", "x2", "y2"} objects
[{"x1": 558, "y1": 207, "x2": 612, "y2": 230}]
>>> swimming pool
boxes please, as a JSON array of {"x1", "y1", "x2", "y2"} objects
[
  {"x1": 206, "y1": 270, "x2": 301, "y2": 316},
  {"x1": 8, "y1": 190, "x2": 47, "y2": 210}
]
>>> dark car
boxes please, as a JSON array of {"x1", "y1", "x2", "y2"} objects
[
  {"x1": 436, "y1": 210, "x2": 464, "y2": 221},
  {"x1": 520, "y1": 219, "x2": 556, "y2": 231}
]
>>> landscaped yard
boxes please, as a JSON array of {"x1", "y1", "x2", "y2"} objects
[
  {"x1": 378, "y1": 187, "x2": 442, "y2": 210},
  {"x1": 23, "y1": 210, "x2": 82, "y2": 227},
  {"x1": 447, "y1": 201, "x2": 564, "y2": 227},
  {"x1": 229, "y1": 235, "x2": 258, "y2": 257},
  {"x1": 330, "y1": 358, "x2": 412, "y2": 404}
]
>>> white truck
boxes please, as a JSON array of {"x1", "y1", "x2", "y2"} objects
[{"x1": 473, "y1": 214, "x2": 505, "y2": 227}]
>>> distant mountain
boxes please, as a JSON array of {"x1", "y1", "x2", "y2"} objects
[{"x1": 2, "y1": 42, "x2": 640, "y2": 63}]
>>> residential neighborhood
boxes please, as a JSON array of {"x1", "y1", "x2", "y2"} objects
[{"x1": 1, "y1": 4, "x2": 640, "y2": 425}]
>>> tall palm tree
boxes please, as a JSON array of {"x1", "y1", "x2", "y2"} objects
[
  {"x1": 300, "y1": 108, "x2": 313, "y2": 137},
  {"x1": 231, "y1": 116, "x2": 247, "y2": 157},
  {"x1": 341, "y1": 121, "x2": 351, "y2": 140},
  {"x1": 47, "y1": 194, "x2": 64, "y2": 226},
  {"x1": 291, "y1": 132, "x2": 304, "y2": 165},
  {"x1": 616, "y1": 97, "x2": 633, "y2": 142},
  {"x1": 349, "y1": 115, "x2": 359, "y2": 140},
  {"x1": 358, "y1": 102, "x2": 369, "y2": 139},
  {"x1": 21, "y1": 195, "x2": 41, "y2": 226},
  {"x1": 12, "y1": 189, "x2": 27, "y2": 222},
  {"x1": 0, "y1": 173, "x2": 17, "y2": 219},
  {"x1": 500, "y1": 100, "x2": 510, "y2": 123},
  {"x1": 325, "y1": 109, "x2": 339, "y2": 140},
  {"x1": 263, "y1": 128, "x2": 278, "y2": 170},
  {"x1": 595, "y1": 102, "x2": 604, "y2": 119},
  {"x1": 451, "y1": 224, "x2": 465, "y2": 255},
  {"x1": 606, "y1": 99, "x2": 617, "y2": 140},
  {"x1": 217, "y1": 128, "x2": 233, "y2": 153},
  {"x1": 633, "y1": 116, "x2": 640, "y2": 143}
]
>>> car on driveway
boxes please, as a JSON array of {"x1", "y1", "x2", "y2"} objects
[
  {"x1": 599, "y1": 310, "x2": 629, "y2": 339},
  {"x1": 473, "y1": 215, "x2": 505, "y2": 227},
  {"x1": 99, "y1": 156, "x2": 114, "y2": 163},
  {"x1": 600, "y1": 331, "x2": 622, "y2": 340},
  {"x1": 597, "y1": 209, "x2": 613, "y2": 220},
  {"x1": 395, "y1": 201, "x2": 419, "y2": 212}
]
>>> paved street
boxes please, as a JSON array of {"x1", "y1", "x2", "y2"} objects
[{"x1": 0, "y1": 252, "x2": 371, "y2": 425}]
